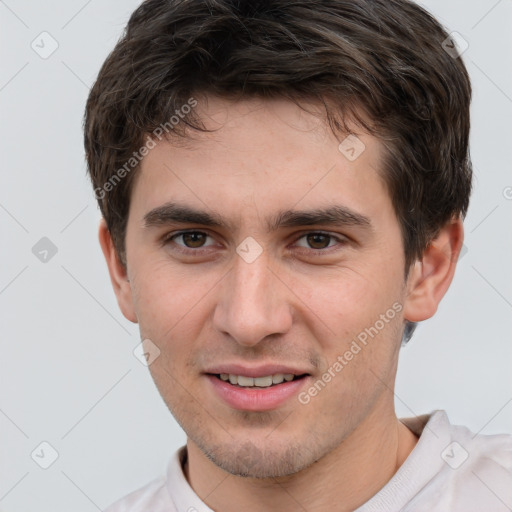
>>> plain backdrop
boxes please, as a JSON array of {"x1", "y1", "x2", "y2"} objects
[{"x1": 1, "y1": 0, "x2": 511, "y2": 510}]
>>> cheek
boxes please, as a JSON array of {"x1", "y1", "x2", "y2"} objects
[
  {"x1": 302, "y1": 267, "x2": 403, "y2": 377},
  {"x1": 302, "y1": 267, "x2": 389, "y2": 333},
  {"x1": 129, "y1": 257, "x2": 214, "y2": 343},
  {"x1": 306, "y1": 316, "x2": 402, "y2": 420}
]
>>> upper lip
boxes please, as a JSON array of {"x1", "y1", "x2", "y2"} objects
[{"x1": 204, "y1": 364, "x2": 311, "y2": 378}]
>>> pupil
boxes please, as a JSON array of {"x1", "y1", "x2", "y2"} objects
[
  {"x1": 307, "y1": 233, "x2": 330, "y2": 249},
  {"x1": 183, "y1": 232, "x2": 206, "y2": 248},
  {"x1": 181, "y1": 233, "x2": 330, "y2": 249}
]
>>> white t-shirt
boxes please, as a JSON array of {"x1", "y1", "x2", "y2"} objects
[{"x1": 104, "y1": 410, "x2": 512, "y2": 511}]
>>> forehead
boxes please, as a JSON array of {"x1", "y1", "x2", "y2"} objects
[{"x1": 130, "y1": 96, "x2": 392, "y2": 227}]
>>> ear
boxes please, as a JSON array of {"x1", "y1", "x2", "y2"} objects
[
  {"x1": 98, "y1": 218, "x2": 138, "y2": 323},
  {"x1": 402, "y1": 216, "x2": 465, "y2": 323}
]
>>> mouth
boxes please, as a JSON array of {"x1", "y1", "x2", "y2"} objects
[
  {"x1": 211, "y1": 372, "x2": 308, "y2": 388},
  {"x1": 205, "y1": 371, "x2": 311, "y2": 411}
]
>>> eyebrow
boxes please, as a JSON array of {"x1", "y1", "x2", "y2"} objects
[{"x1": 143, "y1": 202, "x2": 373, "y2": 233}]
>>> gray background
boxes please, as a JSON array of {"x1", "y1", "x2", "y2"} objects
[{"x1": 1, "y1": 0, "x2": 511, "y2": 510}]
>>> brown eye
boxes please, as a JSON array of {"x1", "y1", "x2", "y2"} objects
[
  {"x1": 305, "y1": 233, "x2": 332, "y2": 249},
  {"x1": 169, "y1": 231, "x2": 214, "y2": 249},
  {"x1": 294, "y1": 232, "x2": 347, "y2": 252},
  {"x1": 182, "y1": 232, "x2": 207, "y2": 248}
]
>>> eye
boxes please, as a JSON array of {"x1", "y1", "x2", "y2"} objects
[
  {"x1": 166, "y1": 230, "x2": 216, "y2": 249},
  {"x1": 294, "y1": 232, "x2": 346, "y2": 251},
  {"x1": 162, "y1": 230, "x2": 347, "y2": 256}
]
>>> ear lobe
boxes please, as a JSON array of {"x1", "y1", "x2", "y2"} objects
[
  {"x1": 98, "y1": 218, "x2": 138, "y2": 324},
  {"x1": 402, "y1": 217, "x2": 465, "y2": 323}
]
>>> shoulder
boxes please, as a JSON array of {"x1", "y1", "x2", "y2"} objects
[
  {"x1": 446, "y1": 415, "x2": 512, "y2": 489},
  {"x1": 103, "y1": 446, "x2": 193, "y2": 512},
  {"x1": 103, "y1": 475, "x2": 175, "y2": 512},
  {"x1": 405, "y1": 410, "x2": 512, "y2": 511},
  {"x1": 440, "y1": 411, "x2": 512, "y2": 473},
  {"x1": 403, "y1": 409, "x2": 512, "y2": 469}
]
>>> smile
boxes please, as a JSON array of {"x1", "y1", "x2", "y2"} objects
[
  {"x1": 217, "y1": 373, "x2": 300, "y2": 388},
  {"x1": 206, "y1": 372, "x2": 310, "y2": 411}
]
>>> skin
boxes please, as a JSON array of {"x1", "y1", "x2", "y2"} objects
[{"x1": 99, "y1": 96, "x2": 464, "y2": 511}]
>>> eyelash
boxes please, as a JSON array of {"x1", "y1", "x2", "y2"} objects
[{"x1": 162, "y1": 230, "x2": 348, "y2": 256}]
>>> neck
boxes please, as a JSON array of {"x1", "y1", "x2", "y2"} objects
[{"x1": 184, "y1": 405, "x2": 419, "y2": 512}]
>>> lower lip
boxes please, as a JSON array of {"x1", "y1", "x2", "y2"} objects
[{"x1": 206, "y1": 375, "x2": 309, "y2": 411}]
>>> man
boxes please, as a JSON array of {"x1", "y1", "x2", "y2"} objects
[{"x1": 84, "y1": 0, "x2": 512, "y2": 510}]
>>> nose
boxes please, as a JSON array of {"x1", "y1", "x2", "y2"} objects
[{"x1": 212, "y1": 250, "x2": 293, "y2": 347}]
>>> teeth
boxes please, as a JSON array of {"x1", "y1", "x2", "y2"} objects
[
  {"x1": 272, "y1": 374, "x2": 284, "y2": 384},
  {"x1": 237, "y1": 376, "x2": 254, "y2": 387},
  {"x1": 219, "y1": 373, "x2": 297, "y2": 388},
  {"x1": 254, "y1": 376, "x2": 273, "y2": 387}
]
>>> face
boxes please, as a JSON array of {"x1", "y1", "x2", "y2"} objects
[{"x1": 119, "y1": 97, "x2": 414, "y2": 477}]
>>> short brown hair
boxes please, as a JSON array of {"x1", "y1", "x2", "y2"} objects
[{"x1": 84, "y1": 0, "x2": 472, "y2": 277}]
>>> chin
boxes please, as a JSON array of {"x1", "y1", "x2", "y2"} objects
[{"x1": 197, "y1": 438, "x2": 323, "y2": 479}]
